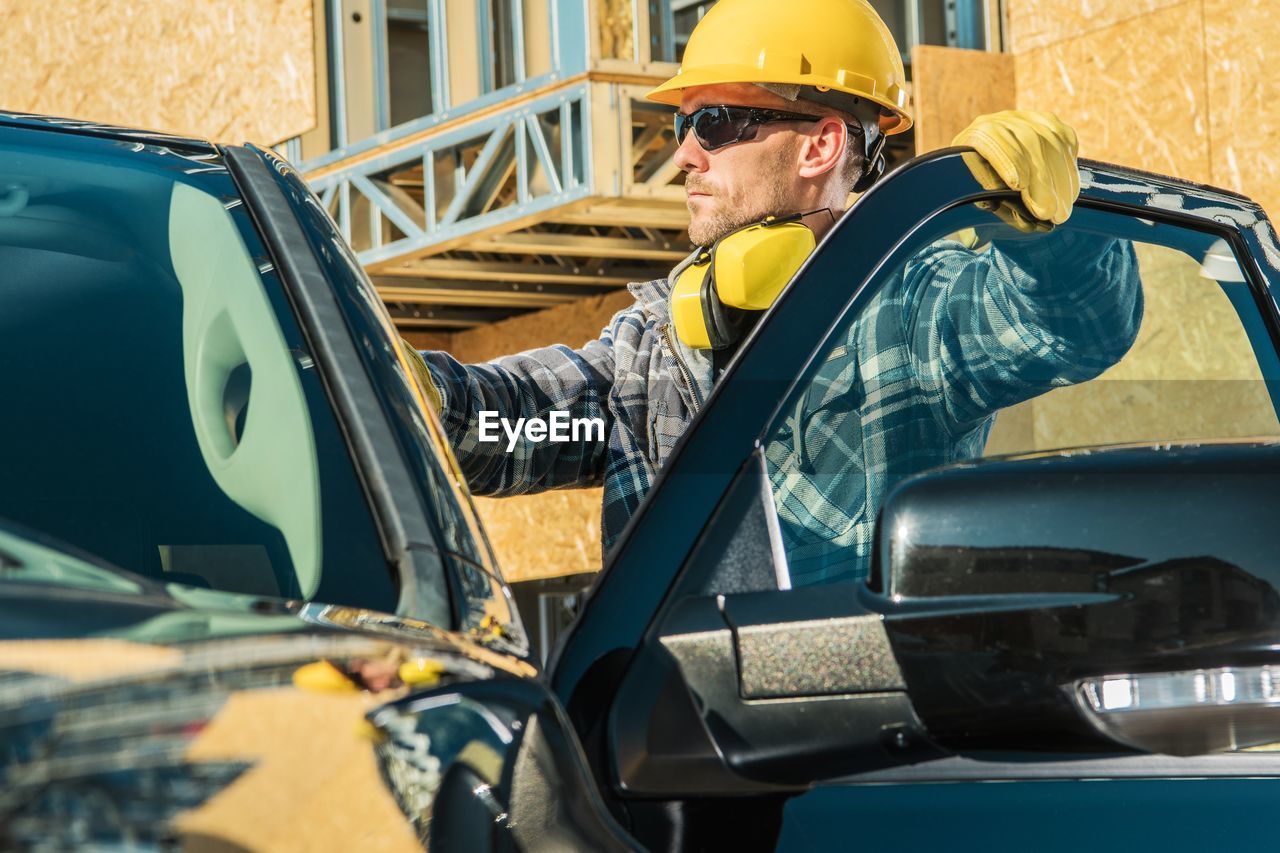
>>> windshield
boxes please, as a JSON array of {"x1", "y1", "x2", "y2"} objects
[{"x1": 0, "y1": 125, "x2": 396, "y2": 612}]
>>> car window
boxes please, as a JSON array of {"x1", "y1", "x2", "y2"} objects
[
  {"x1": 982, "y1": 239, "x2": 1280, "y2": 454},
  {"x1": 402, "y1": 360, "x2": 515, "y2": 626},
  {"x1": 0, "y1": 126, "x2": 397, "y2": 612},
  {"x1": 760, "y1": 202, "x2": 1280, "y2": 588},
  {"x1": 267, "y1": 158, "x2": 513, "y2": 634}
]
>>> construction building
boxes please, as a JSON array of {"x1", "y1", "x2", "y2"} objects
[
  {"x1": 287, "y1": 0, "x2": 993, "y2": 334},
  {"x1": 249, "y1": 0, "x2": 1280, "y2": 342}
]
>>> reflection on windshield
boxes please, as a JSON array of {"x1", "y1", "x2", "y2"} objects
[
  {"x1": 0, "y1": 526, "x2": 143, "y2": 595},
  {"x1": 169, "y1": 182, "x2": 321, "y2": 597},
  {"x1": 765, "y1": 204, "x2": 1279, "y2": 588}
]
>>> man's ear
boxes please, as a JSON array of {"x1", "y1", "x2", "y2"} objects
[{"x1": 796, "y1": 117, "x2": 848, "y2": 180}]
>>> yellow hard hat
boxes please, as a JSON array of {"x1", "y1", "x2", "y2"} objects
[{"x1": 646, "y1": 0, "x2": 913, "y2": 135}]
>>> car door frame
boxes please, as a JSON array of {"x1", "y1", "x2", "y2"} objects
[
  {"x1": 221, "y1": 144, "x2": 515, "y2": 643},
  {"x1": 549, "y1": 149, "x2": 1280, "y2": 831},
  {"x1": 227, "y1": 143, "x2": 649, "y2": 848}
]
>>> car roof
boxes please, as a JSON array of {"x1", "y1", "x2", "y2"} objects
[{"x1": 0, "y1": 110, "x2": 216, "y2": 154}]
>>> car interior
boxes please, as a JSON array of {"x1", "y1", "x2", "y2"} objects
[{"x1": 0, "y1": 132, "x2": 396, "y2": 613}]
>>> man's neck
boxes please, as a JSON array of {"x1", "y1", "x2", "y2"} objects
[{"x1": 800, "y1": 207, "x2": 840, "y2": 242}]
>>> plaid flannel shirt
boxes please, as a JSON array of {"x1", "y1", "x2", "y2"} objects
[{"x1": 420, "y1": 229, "x2": 1141, "y2": 581}]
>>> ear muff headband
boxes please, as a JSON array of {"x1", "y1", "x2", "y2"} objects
[{"x1": 853, "y1": 132, "x2": 887, "y2": 194}]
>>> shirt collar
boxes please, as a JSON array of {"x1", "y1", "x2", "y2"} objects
[{"x1": 627, "y1": 247, "x2": 705, "y2": 323}]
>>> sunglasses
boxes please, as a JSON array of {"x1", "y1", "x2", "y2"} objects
[{"x1": 674, "y1": 105, "x2": 866, "y2": 152}]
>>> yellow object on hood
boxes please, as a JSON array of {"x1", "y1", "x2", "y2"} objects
[{"x1": 292, "y1": 659, "x2": 360, "y2": 693}]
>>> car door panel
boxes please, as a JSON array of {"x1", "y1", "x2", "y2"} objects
[{"x1": 778, "y1": 778, "x2": 1280, "y2": 851}]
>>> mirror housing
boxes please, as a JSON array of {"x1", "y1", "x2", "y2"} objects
[
  {"x1": 609, "y1": 456, "x2": 944, "y2": 797},
  {"x1": 875, "y1": 442, "x2": 1280, "y2": 755}
]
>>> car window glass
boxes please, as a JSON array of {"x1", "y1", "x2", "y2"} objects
[
  {"x1": 401, "y1": 345, "x2": 502, "y2": 575},
  {"x1": 760, "y1": 203, "x2": 1280, "y2": 588},
  {"x1": 0, "y1": 128, "x2": 397, "y2": 612},
  {"x1": 983, "y1": 240, "x2": 1280, "y2": 454},
  {"x1": 275, "y1": 162, "x2": 503, "y2": 586},
  {"x1": 399, "y1": 352, "x2": 518, "y2": 632}
]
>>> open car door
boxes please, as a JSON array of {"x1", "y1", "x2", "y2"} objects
[{"x1": 553, "y1": 149, "x2": 1280, "y2": 851}]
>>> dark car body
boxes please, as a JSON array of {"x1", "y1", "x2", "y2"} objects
[{"x1": 5, "y1": 111, "x2": 1280, "y2": 851}]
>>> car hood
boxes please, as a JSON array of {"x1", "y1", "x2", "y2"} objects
[{"x1": 0, "y1": 575, "x2": 533, "y2": 849}]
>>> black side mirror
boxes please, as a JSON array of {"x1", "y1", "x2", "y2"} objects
[
  {"x1": 609, "y1": 456, "x2": 942, "y2": 797},
  {"x1": 876, "y1": 442, "x2": 1280, "y2": 756}
]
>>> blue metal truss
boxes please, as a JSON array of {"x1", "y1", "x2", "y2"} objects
[{"x1": 308, "y1": 83, "x2": 594, "y2": 268}]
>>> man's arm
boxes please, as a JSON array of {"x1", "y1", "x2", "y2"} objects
[
  {"x1": 900, "y1": 229, "x2": 1143, "y2": 432},
  {"x1": 414, "y1": 309, "x2": 627, "y2": 496}
]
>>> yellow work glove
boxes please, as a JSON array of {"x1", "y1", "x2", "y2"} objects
[
  {"x1": 400, "y1": 339, "x2": 443, "y2": 414},
  {"x1": 952, "y1": 110, "x2": 1080, "y2": 233}
]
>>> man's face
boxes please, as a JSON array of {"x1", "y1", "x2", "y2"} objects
[{"x1": 675, "y1": 83, "x2": 809, "y2": 246}]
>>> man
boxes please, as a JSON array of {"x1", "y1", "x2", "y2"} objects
[{"x1": 410, "y1": 0, "x2": 1140, "y2": 581}]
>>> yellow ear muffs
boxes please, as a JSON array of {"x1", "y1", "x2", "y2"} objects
[
  {"x1": 670, "y1": 249, "x2": 714, "y2": 349},
  {"x1": 670, "y1": 217, "x2": 817, "y2": 350}
]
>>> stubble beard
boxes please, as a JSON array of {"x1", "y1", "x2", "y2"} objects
[{"x1": 685, "y1": 147, "x2": 801, "y2": 247}]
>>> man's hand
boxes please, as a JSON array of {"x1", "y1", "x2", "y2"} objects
[
  {"x1": 953, "y1": 110, "x2": 1080, "y2": 232},
  {"x1": 400, "y1": 339, "x2": 443, "y2": 414}
]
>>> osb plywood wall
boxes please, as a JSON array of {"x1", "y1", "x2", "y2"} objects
[
  {"x1": 408, "y1": 290, "x2": 635, "y2": 583},
  {"x1": 0, "y1": 0, "x2": 316, "y2": 145},
  {"x1": 984, "y1": 243, "x2": 1280, "y2": 455},
  {"x1": 1007, "y1": 0, "x2": 1280, "y2": 218},
  {"x1": 911, "y1": 46, "x2": 1016, "y2": 153}
]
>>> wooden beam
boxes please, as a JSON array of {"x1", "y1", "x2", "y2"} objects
[
  {"x1": 591, "y1": 60, "x2": 680, "y2": 85},
  {"x1": 377, "y1": 257, "x2": 651, "y2": 286},
  {"x1": 392, "y1": 316, "x2": 489, "y2": 329},
  {"x1": 551, "y1": 201, "x2": 689, "y2": 229},
  {"x1": 364, "y1": 196, "x2": 600, "y2": 269},
  {"x1": 388, "y1": 306, "x2": 525, "y2": 328},
  {"x1": 379, "y1": 287, "x2": 578, "y2": 308},
  {"x1": 378, "y1": 290, "x2": 570, "y2": 307},
  {"x1": 372, "y1": 277, "x2": 619, "y2": 296},
  {"x1": 374, "y1": 278, "x2": 618, "y2": 308},
  {"x1": 358, "y1": 192, "x2": 688, "y2": 272},
  {"x1": 636, "y1": 145, "x2": 682, "y2": 186},
  {"x1": 630, "y1": 120, "x2": 667, "y2": 166},
  {"x1": 468, "y1": 231, "x2": 687, "y2": 261}
]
